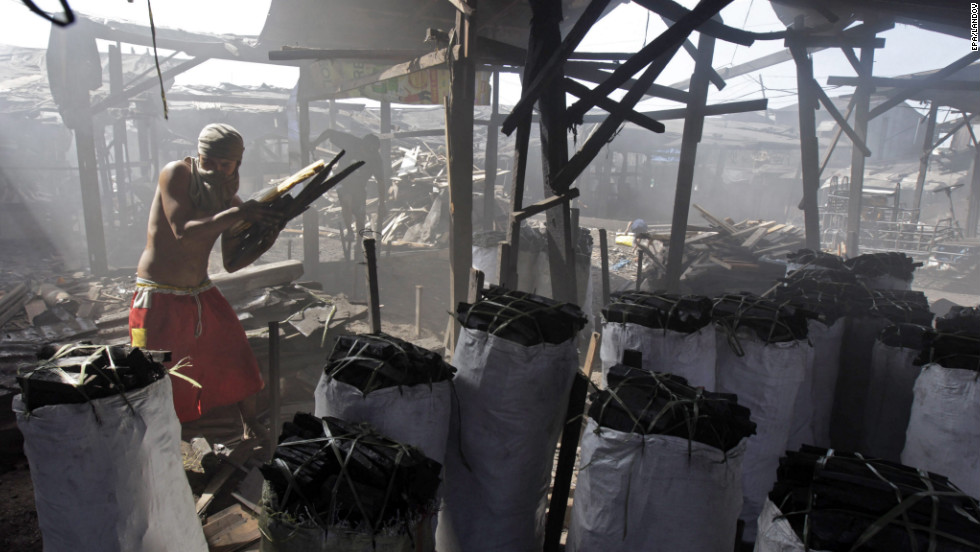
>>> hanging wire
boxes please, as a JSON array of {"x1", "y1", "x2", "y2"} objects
[
  {"x1": 145, "y1": 0, "x2": 168, "y2": 119},
  {"x1": 19, "y1": 0, "x2": 74, "y2": 26}
]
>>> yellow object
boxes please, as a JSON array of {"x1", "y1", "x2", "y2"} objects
[
  {"x1": 615, "y1": 234, "x2": 635, "y2": 247},
  {"x1": 259, "y1": 159, "x2": 326, "y2": 203},
  {"x1": 131, "y1": 327, "x2": 147, "y2": 348}
]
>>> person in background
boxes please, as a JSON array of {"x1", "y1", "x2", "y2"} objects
[{"x1": 129, "y1": 123, "x2": 283, "y2": 428}]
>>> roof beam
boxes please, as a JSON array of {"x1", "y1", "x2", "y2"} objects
[
  {"x1": 562, "y1": 78, "x2": 665, "y2": 133},
  {"x1": 810, "y1": 79, "x2": 872, "y2": 157},
  {"x1": 90, "y1": 57, "x2": 205, "y2": 114},
  {"x1": 826, "y1": 75, "x2": 979, "y2": 91},
  {"x1": 867, "y1": 51, "x2": 980, "y2": 120}
]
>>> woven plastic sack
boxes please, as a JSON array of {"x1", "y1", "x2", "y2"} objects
[
  {"x1": 13, "y1": 377, "x2": 206, "y2": 552},
  {"x1": 600, "y1": 322, "x2": 716, "y2": 390},
  {"x1": 901, "y1": 363, "x2": 980, "y2": 498},
  {"x1": 567, "y1": 418, "x2": 746, "y2": 552},
  {"x1": 831, "y1": 315, "x2": 892, "y2": 451},
  {"x1": 715, "y1": 329, "x2": 807, "y2": 543},
  {"x1": 861, "y1": 339, "x2": 925, "y2": 462},
  {"x1": 787, "y1": 318, "x2": 844, "y2": 450},
  {"x1": 438, "y1": 327, "x2": 579, "y2": 552},
  {"x1": 754, "y1": 499, "x2": 832, "y2": 552}
]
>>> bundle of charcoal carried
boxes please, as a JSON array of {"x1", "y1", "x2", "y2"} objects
[
  {"x1": 860, "y1": 324, "x2": 935, "y2": 462},
  {"x1": 314, "y1": 333, "x2": 456, "y2": 466},
  {"x1": 16, "y1": 343, "x2": 167, "y2": 410},
  {"x1": 901, "y1": 358, "x2": 980, "y2": 498},
  {"x1": 843, "y1": 251, "x2": 922, "y2": 290},
  {"x1": 13, "y1": 344, "x2": 207, "y2": 552},
  {"x1": 259, "y1": 414, "x2": 442, "y2": 551},
  {"x1": 600, "y1": 291, "x2": 716, "y2": 389},
  {"x1": 711, "y1": 292, "x2": 810, "y2": 543},
  {"x1": 830, "y1": 289, "x2": 935, "y2": 453},
  {"x1": 757, "y1": 446, "x2": 980, "y2": 551},
  {"x1": 568, "y1": 365, "x2": 755, "y2": 552},
  {"x1": 441, "y1": 285, "x2": 585, "y2": 552}
]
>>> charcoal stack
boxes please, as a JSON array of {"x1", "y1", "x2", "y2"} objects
[
  {"x1": 600, "y1": 291, "x2": 715, "y2": 389},
  {"x1": 772, "y1": 277, "x2": 852, "y2": 450},
  {"x1": 259, "y1": 414, "x2": 443, "y2": 551},
  {"x1": 831, "y1": 289, "x2": 934, "y2": 452},
  {"x1": 844, "y1": 251, "x2": 922, "y2": 290},
  {"x1": 860, "y1": 323, "x2": 934, "y2": 462},
  {"x1": 440, "y1": 286, "x2": 586, "y2": 552},
  {"x1": 901, "y1": 305, "x2": 980, "y2": 497},
  {"x1": 13, "y1": 344, "x2": 207, "y2": 552},
  {"x1": 314, "y1": 333, "x2": 455, "y2": 466},
  {"x1": 711, "y1": 293, "x2": 810, "y2": 543},
  {"x1": 757, "y1": 446, "x2": 980, "y2": 551},
  {"x1": 785, "y1": 248, "x2": 846, "y2": 275},
  {"x1": 567, "y1": 365, "x2": 755, "y2": 552}
]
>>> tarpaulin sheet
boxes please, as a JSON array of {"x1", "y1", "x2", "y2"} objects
[
  {"x1": 438, "y1": 327, "x2": 578, "y2": 552},
  {"x1": 14, "y1": 377, "x2": 206, "y2": 552},
  {"x1": 600, "y1": 322, "x2": 716, "y2": 390},
  {"x1": 567, "y1": 418, "x2": 745, "y2": 552}
]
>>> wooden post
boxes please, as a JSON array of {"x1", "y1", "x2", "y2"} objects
[
  {"x1": 268, "y1": 320, "x2": 281, "y2": 451},
  {"x1": 363, "y1": 238, "x2": 382, "y2": 334},
  {"x1": 790, "y1": 21, "x2": 822, "y2": 250},
  {"x1": 599, "y1": 228, "x2": 610, "y2": 306},
  {"x1": 845, "y1": 46, "x2": 874, "y2": 257},
  {"x1": 73, "y1": 98, "x2": 109, "y2": 276},
  {"x1": 665, "y1": 33, "x2": 715, "y2": 291},
  {"x1": 300, "y1": 98, "x2": 319, "y2": 280},
  {"x1": 636, "y1": 248, "x2": 643, "y2": 291},
  {"x1": 533, "y1": 0, "x2": 576, "y2": 304},
  {"x1": 912, "y1": 102, "x2": 938, "y2": 221},
  {"x1": 108, "y1": 44, "x2": 130, "y2": 225},
  {"x1": 468, "y1": 267, "x2": 485, "y2": 303},
  {"x1": 484, "y1": 71, "x2": 500, "y2": 231},
  {"x1": 380, "y1": 98, "x2": 391, "y2": 230},
  {"x1": 543, "y1": 371, "x2": 590, "y2": 552},
  {"x1": 415, "y1": 285, "x2": 423, "y2": 338},
  {"x1": 445, "y1": 2, "x2": 477, "y2": 353}
]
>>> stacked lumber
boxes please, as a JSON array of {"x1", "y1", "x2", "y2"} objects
[{"x1": 683, "y1": 204, "x2": 807, "y2": 269}]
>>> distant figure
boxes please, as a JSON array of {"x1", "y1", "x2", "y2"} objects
[
  {"x1": 129, "y1": 123, "x2": 284, "y2": 425},
  {"x1": 314, "y1": 128, "x2": 388, "y2": 257}
]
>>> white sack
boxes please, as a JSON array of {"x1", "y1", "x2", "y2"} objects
[
  {"x1": 715, "y1": 329, "x2": 807, "y2": 543},
  {"x1": 861, "y1": 340, "x2": 924, "y2": 462},
  {"x1": 313, "y1": 377, "x2": 451, "y2": 465},
  {"x1": 14, "y1": 377, "x2": 207, "y2": 552},
  {"x1": 754, "y1": 499, "x2": 831, "y2": 552},
  {"x1": 438, "y1": 327, "x2": 578, "y2": 552},
  {"x1": 600, "y1": 322, "x2": 716, "y2": 390},
  {"x1": 901, "y1": 363, "x2": 980, "y2": 497},
  {"x1": 806, "y1": 318, "x2": 845, "y2": 448},
  {"x1": 567, "y1": 418, "x2": 746, "y2": 552}
]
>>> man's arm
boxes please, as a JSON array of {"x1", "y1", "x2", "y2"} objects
[
  {"x1": 220, "y1": 195, "x2": 285, "y2": 273},
  {"x1": 159, "y1": 161, "x2": 246, "y2": 244}
]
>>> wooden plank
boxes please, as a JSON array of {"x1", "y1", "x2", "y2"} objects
[
  {"x1": 846, "y1": 46, "x2": 874, "y2": 256},
  {"x1": 563, "y1": 78, "x2": 665, "y2": 133},
  {"x1": 512, "y1": 188, "x2": 581, "y2": 221},
  {"x1": 766, "y1": 223, "x2": 787, "y2": 234},
  {"x1": 789, "y1": 26, "x2": 822, "y2": 251},
  {"x1": 363, "y1": 238, "x2": 382, "y2": 334},
  {"x1": 867, "y1": 51, "x2": 980, "y2": 120},
  {"x1": 203, "y1": 504, "x2": 249, "y2": 540},
  {"x1": 196, "y1": 442, "x2": 259, "y2": 516},
  {"x1": 467, "y1": 268, "x2": 484, "y2": 303},
  {"x1": 741, "y1": 227, "x2": 769, "y2": 248},
  {"x1": 582, "y1": 331, "x2": 601, "y2": 380},
  {"x1": 912, "y1": 103, "x2": 939, "y2": 219},
  {"x1": 268, "y1": 321, "x2": 281, "y2": 451},
  {"x1": 543, "y1": 372, "x2": 590, "y2": 552},
  {"x1": 810, "y1": 77, "x2": 872, "y2": 157},
  {"x1": 598, "y1": 229, "x2": 610, "y2": 306},
  {"x1": 692, "y1": 203, "x2": 737, "y2": 234},
  {"x1": 708, "y1": 255, "x2": 733, "y2": 270},
  {"x1": 729, "y1": 221, "x2": 774, "y2": 238}
]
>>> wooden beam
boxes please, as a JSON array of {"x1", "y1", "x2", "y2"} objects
[
  {"x1": 810, "y1": 78, "x2": 872, "y2": 157},
  {"x1": 563, "y1": 78, "x2": 666, "y2": 133},
  {"x1": 564, "y1": 61, "x2": 690, "y2": 104},
  {"x1": 827, "y1": 75, "x2": 979, "y2": 91},
  {"x1": 930, "y1": 115, "x2": 974, "y2": 151},
  {"x1": 299, "y1": 98, "x2": 319, "y2": 281},
  {"x1": 326, "y1": 46, "x2": 459, "y2": 97},
  {"x1": 846, "y1": 47, "x2": 875, "y2": 256},
  {"x1": 630, "y1": 0, "x2": 761, "y2": 45},
  {"x1": 73, "y1": 99, "x2": 109, "y2": 276},
  {"x1": 363, "y1": 238, "x2": 382, "y2": 334},
  {"x1": 90, "y1": 57, "x2": 205, "y2": 114},
  {"x1": 790, "y1": 26, "x2": 823, "y2": 251},
  {"x1": 631, "y1": 98, "x2": 768, "y2": 121},
  {"x1": 599, "y1": 229, "x2": 610, "y2": 306},
  {"x1": 783, "y1": 35, "x2": 885, "y2": 49},
  {"x1": 499, "y1": 0, "x2": 615, "y2": 136},
  {"x1": 512, "y1": 189, "x2": 581, "y2": 221},
  {"x1": 665, "y1": 33, "x2": 715, "y2": 291},
  {"x1": 658, "y1": 15, "x2": 725, "y2": 89},
  {"x1": 484, "y1": 71, "x2": 500, "y2": 231},
  {"x1": 668, "y1": 47, "x2": 819, "y2": 91},
  {"x1": 911, "y1": 103, "x2": 939, "y2": 220},
  {"x1": 818, "y1": 94, "x2": 857, "y2": 177},
  {"x1": 269, "y1": 48, "x2": 431, "y2": 61},
  {"x1": 446, "y1": 0, "x2": 475, "y2": 16},
  {"x1": 868, "y1": 52, "x2": 980, "y2": 120},
  {"x1": 543, "y1": 372, "x2": 590, "y2": 552},
  {"x1": 563, "y1": 0, "x2": 733, "y2": 128}
]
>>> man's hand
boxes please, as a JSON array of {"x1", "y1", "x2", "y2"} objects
[{"x1": 238, "y1": 199, "x2": 285, "y2": 228}]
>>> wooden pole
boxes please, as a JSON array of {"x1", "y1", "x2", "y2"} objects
[
  {"x1": 912, "y1": 102, "x2": 938, "y2": 221},
  {"x1": 636, "y1": 248, "x2": 644, "y2": 291},
  {"x1": 300, "y1": 97, "x2": 319, "y2": 280},
  {"x1": 363, "y1": 238, "x2": 382, "y2": 334},
  {"x1": 268, "y1": 320, "x2": 281, "y2": 451},
  {"x1": 445, "y1": 3, "x2": 477, "y2": 353},
  {"x1": 543, "y1": 371, "x2": 590, "y2": 552},
  {"x1": 415, "y1": 285, "x2": 423, "y2": 338},
  {"x1": 108, "y1": 44, "x2": 131, "y2": 225},
  {"x1": 599, "y1": 228, "x2": 610, "y2": 306},
  {"x1": 73, "y1": 98, "x2": 109, "y2": 276},
  {"x1": 468, "y1": 267, "x2": 485, "y2": 303},
  {"x1": 845, "y1": 47, "x2": 875, "y2": 257},
  {"x1": 380, "y1": 98, "x2": 391, "y2": 231},
  {"x1": 665, "y1": 33, "x2": 715, "y2": 291},
  {"x1": 484, "y1": 71, "x2": 500, "y2": 231},
  {"x1": 790, "y1": 22, "x2": 822, "y2": 250}
]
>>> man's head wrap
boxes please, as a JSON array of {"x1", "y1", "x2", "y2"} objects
[{"x1": 198, "y1": 123, "x2": 244, "y2": 161}]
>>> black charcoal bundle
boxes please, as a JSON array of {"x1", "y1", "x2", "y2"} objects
[
  {"x1": 13, "y1": 344, "x2": 206, "y2": 551},
  {"x1": 843, "y1": 251, "x2": 922, "y2": 290},
  {"x1": 861, "y1": 324, "x2": 934, "y2": 462},
  {"x1": 16, "y1": 344, "x2": 168, "y2": 410},
  {"x1": 441, "y1": 285, "x2": 585, "y2": 552},
  {"x1": 567, "y1": 365, "x2": 754, "y2": 552},
  {"x1": 901, "y1": 308, "x2": 980, "y2": 497},
  {"x1": 259, "y1": 414, "x2": 442, "y2": 551},
  {"x1": 757, "y1": 446, "x2": 980, "y2": 551},
  {"x1": 785, "y1": 248, "x2": 847, "y2": 275},
  {"x1": 831, "y1": 289, "x2": 934, "y2": 453},
  {"x1": 601, "y1": 291, "x2": 716, "y2": 389},
  {"x1": 711, "y1": 293, "x2": 810, "y2": 543},
  {"x1": 314, "y1": 333, "x2": 456, "y2": 466}
]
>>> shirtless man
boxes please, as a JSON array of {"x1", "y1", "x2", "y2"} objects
[{"x1": 129, "y1": 123, "x2": 282, "y2": 423}]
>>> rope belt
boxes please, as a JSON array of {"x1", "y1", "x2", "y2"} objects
[{"x1": 135, "y1": 277, "x2": 214, "y2": 338}]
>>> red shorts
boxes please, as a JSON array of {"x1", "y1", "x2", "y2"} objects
[{"x1": 129, "y1": 279, "x2": 264, "y2": 422}]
